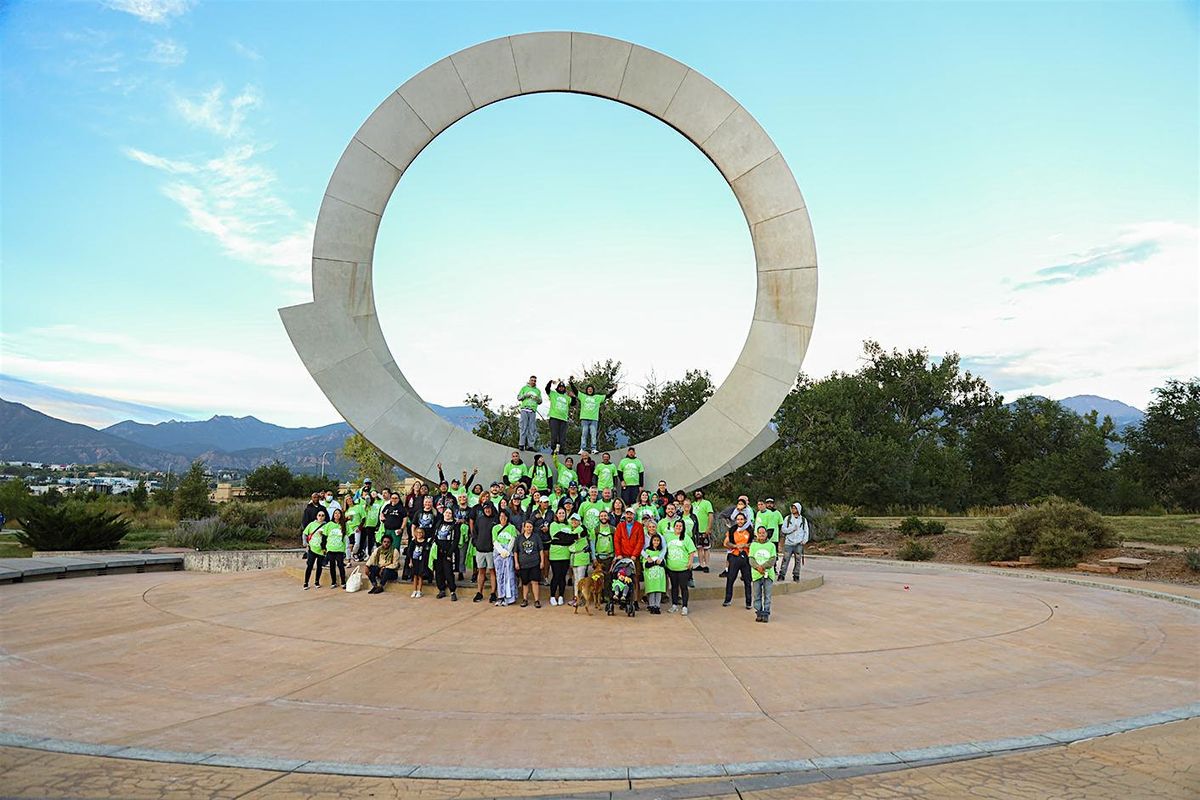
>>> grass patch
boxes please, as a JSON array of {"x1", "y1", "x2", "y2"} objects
[
  {"x1": 859, "y1": 514, "x2": 1200, "y2": 547},
  {"x1": 0, "y1": 534, "x2": 32, "y2": 558}
]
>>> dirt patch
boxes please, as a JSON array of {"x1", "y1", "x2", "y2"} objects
[{"x1": 810, "y1": 528, "x2": 1200, "y2": 586}]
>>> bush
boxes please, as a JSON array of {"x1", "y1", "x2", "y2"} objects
[
  {"x1": 970, "y1": 498, "x2": 1116, "y2": 566},
  {"x1": 804, "y1": 506, "x2": 837, "y2": 542},
  {"x1": 1183, "y1": 548, "x2": 1200, "y2": 572},
  {"x1": 165, "y1": 516, "x2": 271, "y2": 550},
  {"x1": 897, "y1": 516, "x2": 947, "y2": 536},
  {"x1": 15, "y1": 503, "x2": 130, "y2": 551},
  {"x1": 218, "y1": 501, "x2": 270, "y2": 530},
  {"x1": 896, "y1": 539, "x2": 935, "y2": 561},
  {"x1": 833, "y1": 514, "x2": 867, "y2": 533},
  {"x1": 175, "y1": 461, "x2": 213, "y2": 520},
  {"x1": 1031, "y1": 529, "x2": 1094, "y2": 568}
]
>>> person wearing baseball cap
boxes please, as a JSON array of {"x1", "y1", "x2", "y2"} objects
[{"x1": 567, "y1": 512, "x2": 593, "y2": 607}]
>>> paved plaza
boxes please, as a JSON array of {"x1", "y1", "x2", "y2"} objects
[{"x1": 0, "y1": 558, "x2": 1196, "y2": 797}]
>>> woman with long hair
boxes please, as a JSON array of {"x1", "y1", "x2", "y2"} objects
[
  {"x1": 323, "y1": 508, "x2": 349, "y2": 588},
  {"x1": 302, "y1": 508, "x2": 328, "y2": 590}
]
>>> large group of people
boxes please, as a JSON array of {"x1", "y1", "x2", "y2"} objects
[
  {"x1": 297, "y1": 377, "x2": 810, "y2": 622},
  {"x1": 299, "y1": 450, "x2": 811, "y2": 625}
]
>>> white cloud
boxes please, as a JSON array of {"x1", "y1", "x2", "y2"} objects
[
  {"x1": 231, "y1": 40, "x2": 263, "y2": 61},
  {"x1": 174, "y1": 84, "x2": 261, "y2": 138},
  {"x1": 956, "y1": 221, "x2": 1199, "y2": 405},
  {"x1": 125, "y1": 143, "x2": 313, "y2": 285},
  {"x1": 146, "y1": 38, "x2": 187, "y2": 66},
  {"x1": 102, "y1": 0, "x2": 192, "y2": 25}
]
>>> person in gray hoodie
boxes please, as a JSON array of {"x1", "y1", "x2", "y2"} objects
[{"x1": 778, "y1": 502, "x2": 810, "y2": 582}]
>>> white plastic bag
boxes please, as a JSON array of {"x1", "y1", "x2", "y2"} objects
[{"x1": 345, "y1": 567, "x2": 364, "y2": 593}]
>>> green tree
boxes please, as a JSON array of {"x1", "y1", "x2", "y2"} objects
[
  {"x1": 293, "y1": 473, "x2": 335, "y2": 498},
  {"x1": 16, "y1": 503, "x2": 130, "y2": 551},
  {"x1": 0, "y1": 478, "x2": 33, "y2": 524},
  {"x1": 174, "y1": 461, "x2": 213, "y2": 520},
  {"x1": 340, "y1": 433, "x2": 398, "y2": 487},
  {"x1": 130, "y1": 480, "x2": 149, "y2": 510},
  {"x1": 1120, "y1": 378, "x2": 1200, "y2": 510},
  {"x1": 244, "y1": 461, "x2": 297, "y2": 500}
]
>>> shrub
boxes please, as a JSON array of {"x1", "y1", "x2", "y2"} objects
[
  {"x1": 1183, "y1": 548, "x2": 1200, "y2": 572},
  {"x1": 897, "y1": 517, "x2": 948, "y2": 536},
  {"x1": 833, "y1": 514, "x2": 867, "y2": 533},
  {"x1": 175, "y1": 461, "x2": 213, "y2": 520},
  {"x1": 218, "y1": 501, "x2": 270, "y2": 530},
  {"x1": 896, "y1": 539, "x2": 935, "y2": 561},
  {"x1": 804, "y1": 506, "x2": 837, "y2": 542},
  {"x1": 15, "y1": 503, "x2": 130, "y2": 551},
  {"x1": 971, "y1": 520, "x2": 1021, "y2": 562},
  {"x1": 1031, "y1": 528, "x2": 1093, "y2": 568},
  {"x1": 165, "y1": 516, "x2": 271, "y2": 550}
]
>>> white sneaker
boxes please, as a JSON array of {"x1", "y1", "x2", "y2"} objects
[
  {"x1": 410, "y1": 590, "x2": 417, "y2": 598},
  {"x1": 681, "y1": 606, "x2": 689, "y2": 616},
  {"x1": 669, "y1": 604, "x2": 678, "y2": 613},
  {"x1": 415, "y1": 590, "x2": 422, "y2": 598}
]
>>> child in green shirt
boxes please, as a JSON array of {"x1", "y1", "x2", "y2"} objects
[{"x1": 749, "y1": 526, "x2": 777, "y2": 623}]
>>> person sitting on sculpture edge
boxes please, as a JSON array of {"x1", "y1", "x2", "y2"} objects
[{"x1": 367, "y1": 534, "x2": 401, "y2": 594}]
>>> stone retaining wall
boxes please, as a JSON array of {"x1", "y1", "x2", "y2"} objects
[{"x1": 183, "y1": 549, "x2": 305, "y2": 573}]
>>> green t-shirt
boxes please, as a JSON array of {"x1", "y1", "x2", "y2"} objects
[
  {"x1": 493, "y1": 523, "x2": 517, "y2": 554},
  {"x1": 304, "y1": 520, "x2": 326, "y2": 555},
  {"x1": 578, "y1": 393, "x2": 606, "y2": 421},
  {"x1": 693, "y1": 499, "x2": 714, "y2": 532},
  {"x1": 636, "y1": 504, "x2": 660, "y2": 523},
  {"x1": 592, "y1": 524, "x2": 615, "y2": 557},
  {"x1": 579, "y1": 500, "x2": 605, "y2": 532},
  {"x1": 548, "y1": 521, "x2": 573, "y2": 561},
  {"x1": 518, "y1": 385, "x2": 542, "y2": 411},
  {"x1": 530, "y1": 463, "x2": 552, "y2": 491},
  {"x1": 749, "y1": 540, "x2": 777, "y2": 581},
  {"x1": 568, "y1": 527, "x2": 592, "y2": 566},
  {"x1": 557, "y1": 465, "x2": 578, "y2": 487},
  {"x1": 664, "y1": 535, "x2": 697, "y2": 571},
  {"x1": 618, "y1": 457, "x2": 643, "y2": 485},
  {"x1": 344, "y1": 503, "x2": 365, "y2": 530},
  {"x1": 757, "y1": 509, "x2": 784, "y2": 542},
  {"x1": 641, "y1": 548, "x2": 667, "y2": 594},
  {"x1": 656, "y1": 517, "x2": 678, "y2": 539},
  {"x1": 594, "y1": 462, "x2": 618, "y2": 490},
  {"x1": 503, "y1": 462, "x2": 529, "y2": 485},
  {"x1": 365, "y1": 500, "x2": 382, "y2": 526},
  {"x1": 548, "y1": 390, "x2": 571, "y2": 421},
  {"x1": 322, "y1": 521, "x2": 347, "y2": 553}
]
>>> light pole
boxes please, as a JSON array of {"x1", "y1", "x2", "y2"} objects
[{"x1": 320, "y1": 451, "x2": 331, "y2": 478}]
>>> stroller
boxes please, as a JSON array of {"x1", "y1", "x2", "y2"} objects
[{"x1": 605, "y1": 557, "x2": 638, "y2": 617}]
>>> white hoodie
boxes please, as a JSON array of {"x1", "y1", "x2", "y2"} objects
[{"x1": 782, "y1": 503, "x2": 810, "y2": 546}]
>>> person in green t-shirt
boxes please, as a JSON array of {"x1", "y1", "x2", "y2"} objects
[
  {"x1": 544, "y1": 378, "x2": 577, "y2": 454},
  {"x1": 501, "y1": 452, "x2": 531, "y2": 489},
  {"x1": 617, "y1": 447, "x2": 644, "y2": 505},
  {"x1": 529, "y1": 454, "x2": 554, "y2": 494},
  {"x1": 567, "y1": 514, "x2": 594, "y2": 607},
  {"x1": 302, "y1": 508, "x2": 328, "y2": 589},
  {"x1": 547, "y1": 508, "x2": 573, "y2": 606},
  {"x1": 579, "y1": 487, "x2": 606, "y2": 534},
  {"x1": 553, "y1": 452, "x2": 578, "y2": 489},
  {"x1": 570, "y1": 379, "x2": 617, "y2": 453},
  {"x1": 594, "y1": 452, "x2": 619, "y2": 492},
  {"x1": 517, "y1": 376, "x2": 543, "y2": 451},
  {"x1": 756, "y1": 498, "x2": 784, "y2": 545},
  {"x1": 750, "y1": 526, "x2": 777, "y2": 623},
  {"x1": 323, "y1": 509, "x2": 349, "y2": 588},
  {"x1": 664, "y1": 519, "x2": 697, "y2": 615},
  {"x1": 641, "y1": 532, "x2": 668, "y2": 614},
  {"x1": 592, "y1": 510, "x2": 616, "y2": 573},
  {"x1": 691, "y1": 489, "x2": 715, "y2": 573}
]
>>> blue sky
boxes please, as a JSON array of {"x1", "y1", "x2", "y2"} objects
[{"x1": 1, "y1": 0, "x2": 1196, "y2": 427}]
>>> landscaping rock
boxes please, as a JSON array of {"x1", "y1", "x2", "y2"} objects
[
  {"x1": 1075, "y1": 563, "x2": 1120, "y2": 575},
  {"x1": 1098, "y1": 557, "x2": 1152, "y2": 570}
]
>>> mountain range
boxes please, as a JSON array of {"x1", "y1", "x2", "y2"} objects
[{"x1": 0, "y1": 379, "x2": 1145, "y2": 476}]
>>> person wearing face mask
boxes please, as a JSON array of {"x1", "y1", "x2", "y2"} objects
[{"x1": 321, "y1": 490, "x2": 342, "y2": 519}]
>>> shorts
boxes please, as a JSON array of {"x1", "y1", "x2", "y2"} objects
[
  {"x1": 696, "y1": 533, "x2": 711, "y2": 548},
  {"x1": 518, "y1": 565, "x2": 541, "y2": 584},
  {"x1": 475, "y1": 551, "x2": 495, "y2": 569}
]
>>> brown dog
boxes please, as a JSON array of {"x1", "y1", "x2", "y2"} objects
[{"x1": 574, "y1": 567, "x2": 606, "y2": 615}]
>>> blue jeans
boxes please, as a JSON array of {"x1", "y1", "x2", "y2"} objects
[
  {"x1": 580, "y1": 419, "x2": 598, "y2": 451},
  {"x1": 519, "y1": 408, "x2": 538, "y2": 449},
  {"x1": 753, "y1": 577, "x2": 773, "y2": 617}
]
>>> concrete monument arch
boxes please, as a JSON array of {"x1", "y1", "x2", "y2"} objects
[{"x1": 280, "y1": 32, "x2": 817, "y2": 489}]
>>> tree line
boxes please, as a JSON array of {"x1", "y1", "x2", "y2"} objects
[{"x1": 466, "y1": 342, "x2": 1199, "y2": 513}]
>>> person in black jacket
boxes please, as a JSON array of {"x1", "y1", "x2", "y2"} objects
[
  {"x1": 379, "y1": 493, "x2": 406, "y2": 552},
  {"x1": 432, "y1": 508, "x2": 458, "y2": 600},
  {"x1": 470, "y1": 501, "x2": 499, "y2": 603},
  {"x1": 300, "y1": 493, "x2": 323, "y2": 547}
]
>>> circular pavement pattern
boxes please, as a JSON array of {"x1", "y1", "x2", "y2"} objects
[
  {"x1": 279, "y1": 32, "x2": 818, "y2": 490},
  {"x1": 0, "y1": 560, "x2": 1196, "y2": 778}
]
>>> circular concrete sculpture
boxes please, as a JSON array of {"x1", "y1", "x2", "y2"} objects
[{"x1": 281, "y1": 32, "x2": 817, "y2": 489}]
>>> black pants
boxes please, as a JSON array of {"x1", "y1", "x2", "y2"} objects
[
  {"x1": 434, "y1": 553, "x2": 457, "y2": 592},
  {"x1": 360, "y1": 526, "x2": 377, "y2": 558},
  {"x1": 549, "y1": 559, "x2": 569, "y2": 598},
  {"x1": 621, "y1": 486, "x2": 639, "y2": 505},
  {"x1": 368, "y1": 565, "x2": 398, "y2": 588},
  {"x1": 326, "y1": 551, "x2": 346, "y2": 585},
  {"x1": 668, "y1": 568, "x2": 691, "y2": 607},
  {"x1": 725, "y1": 552, "x2": 752, "y2": 605},
  {"x1": 549, "y1": 418, "x2": 567, "y2": 451},
  {"x1": 304, "y1": 551, "x2": 325, "y2": 585}
]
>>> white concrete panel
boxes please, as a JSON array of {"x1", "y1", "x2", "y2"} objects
[
  {"x1": 510, "y1": 32, "x2": 571, "y2": 92},
  {"x1": 755, "y1": 267, "x2": 818, "y2": 328},
  {"x1": 279, "y1": 303, "x2": 369, "y2": 376},
  {"x1": 735, "y1": 320, "x2": 809, "y2": 383},
  {"x1": 421, "y1": 425, "x2": 513, "y2": 485},
  {"x1": 354, "y1": 93, "x2": 433, "y2": 172},
  {"x1": 398, "y1": 57, "x2": 474, "y2": 134},
  {"x1": 325, "y1": 139, "x2": 401, "y2": 217},
  {"x1": 710, "y1": 364, "x2": 793, "y2": 437},
  {"x1": 616, "y1": 46, "x2": 687, "y2": 115},
  {"x1": 751, "y1": 209, "x2": 817, "y2": 271},
  {"x1": 732, "y1": 153, "x2": 805, "y2": 225},
  {"x1": 451, "y1": 37, "x2": 521, "y2": 107},
  {"x1": 312, "y1": 258, "x2": 372, "y2": 316},
  {"x1": 313, "y1": 350, "x2": 400, "y2": 433},
  {"x1": 668, "y1": 404, "x2": 754, "y2": 481},
  {"x1": 354, "y1": 315, "x2": 421, "y2": 400},
  {"x1": 636, "y1": 432, "x2": 704, "y2": 491},
  {"x1": 663, "y1": 69, "x2": 737, "y2": 145},
  {"x1": 312, "y1": 195, "x2": 380, "y2": 265},
  {"x1": 570, "y1": 32, "x2": 631, "y2": 96},
  {"x1": 691, "y1": 425, "x2": 778, "y2": 490},
  {"x1": 361, "y1": 393, "x2": 456, "y2": 481},
  {"x1": 702, "y1": 106, "x2": 778, "y2": 183}
]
